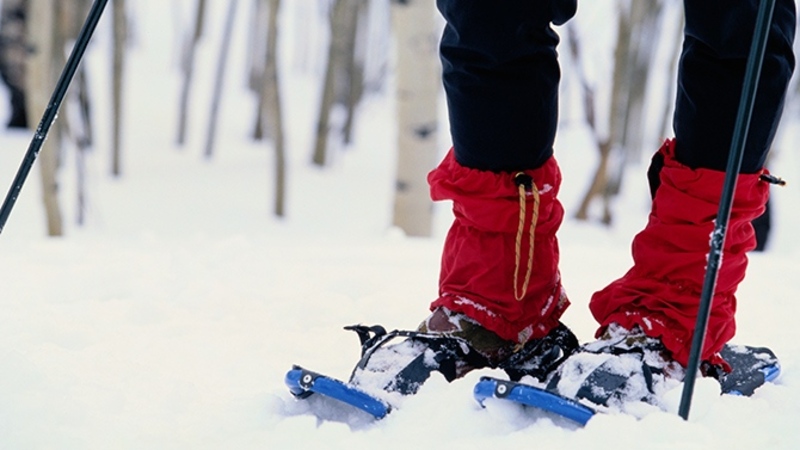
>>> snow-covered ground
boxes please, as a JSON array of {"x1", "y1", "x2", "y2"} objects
[{"x1": 1, "y1": 1, "x2": 799, "y2": 448}]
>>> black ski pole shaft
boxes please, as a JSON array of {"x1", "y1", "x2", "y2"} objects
[
  {"x1": 0, "y1": 0, "x2": 109, "y2": 234},
  {"x1": 678, "y1": 0, "x2": 776, "y2": 421}
]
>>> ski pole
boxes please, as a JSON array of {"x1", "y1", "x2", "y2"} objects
[
  {"x1": 0, "y1": 0, "x2": 110, "y2": 235},
  {"x1": 678, "y1": 0, "x2": 776, "y2": 421}
]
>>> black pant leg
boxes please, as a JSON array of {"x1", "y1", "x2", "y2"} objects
[
  {"x1": 674, "y1": 0, "x2": 796, "y2": 173},
  {"x1": 437, "y1": 0, "x2": 576, "y2": 172}
]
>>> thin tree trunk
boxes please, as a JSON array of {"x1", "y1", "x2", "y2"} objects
[
  {"x1": 73, "y1": 69, "x2": 92, "y2": 226},
  {"x1": 261, "y1": 0, "x2": 286, "y2": 216},
  {"x1": 312, "y1": 0, "x2": 360, "y2": 166},
  {"x1": 593, "y1": 0, "x2": 633, "y2": 225},
  {"x1": 568, "y1": 22, "x2": 612, "y2": 223},
  {"x1": 342, "y1": 0, "x2": 368, "y2": 145},
  {"x1": 111, "y1": 0, "x2": 126, "y2": 175},
  {"x1": 204, "y1": 0, "x2": 238, "y2": 159},
  {"x1": 176, "y1": 0, "x2": 207, "y2": 146},
  {"x1": 390, "y1": 0, "x2": 438, "y2": 236},
  {"x1": 250, "y1": 0, "x2": 269, "y2": 140},
  {"x1": 26, "y1": 0, "x2": 62, "y2": 236},
  {"x1": 61, "y1": 1, "x2": 93, "y2": 227},
  {"x1": 574, "y1": 0, "x2": 664, "y2": 225},
  {"x1": 606, "y1": 0, "x2": 663, "y2": 200}
]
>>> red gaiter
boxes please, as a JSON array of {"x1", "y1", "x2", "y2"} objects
[
  {"x1": 428, "y1": 149, "x2": 569, "y2": 344},
  {"x1": 590, "y1": 139, "x2": 770, "y2": 366}
]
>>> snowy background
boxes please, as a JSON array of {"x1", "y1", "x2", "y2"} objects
[{"x1": 1, "y1": 1, "x2": 799, "y2": 448}]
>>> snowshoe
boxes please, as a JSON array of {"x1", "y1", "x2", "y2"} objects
[{"x1": 474, "y1": 342, "x2": 781, "y2": 426}]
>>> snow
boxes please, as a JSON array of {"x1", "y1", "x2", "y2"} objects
[{"x1": 1, "y1": 1, "x2": 799, "y2": 448}]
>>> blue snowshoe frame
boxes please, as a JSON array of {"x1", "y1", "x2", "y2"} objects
[
  {"x1": 285, "y1": 365, "x2": 390, "y2": 419},
  {"x1": 474, "y1": 377, "x2": 595, "y2": 425}
]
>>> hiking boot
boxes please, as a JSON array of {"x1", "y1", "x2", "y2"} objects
[
  {"x1": 545, "y1": 324, "x2": 685, "y2": 409},
  {"x1": 417, "y1": 307, "x2": 518, "y2": 368},
  {"x1": 347, "y1": 308, "x2": 579, "y2": 403}
]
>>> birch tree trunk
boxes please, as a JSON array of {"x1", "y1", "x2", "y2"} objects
[
  {"x1": 390, "y1": 0, "x2": 438, "y2": 236},
  {"x1": 26, "y1": 0, "x2": 63, "y2": 236}
]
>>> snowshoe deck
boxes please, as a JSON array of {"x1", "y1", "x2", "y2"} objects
[
  {"x1": 285, "y1": 366, "x2": 390, "y2": 419},
  {"x1": 473, "y1": 344, "x2": 780, "y2": 426}
]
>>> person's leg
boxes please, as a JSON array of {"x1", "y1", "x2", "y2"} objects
[
  {"x1": 545, "y1": 0, "x2": 796, "y2": 410},
  {"x1": 438, "y1": 0, "x2": 575, "y2": 171},
  {"x1": 674, "y1": 0, "x2": 796, "y2": 173},
  {"x1": 590, "y1": 0, "x2": 795, "y2": 368},
  {"x1": 351, "y1": 1, "x2": 581, "y2": 397},
  {"x1": 429, "y1": 0, "x2": 577, "y2": 346}
]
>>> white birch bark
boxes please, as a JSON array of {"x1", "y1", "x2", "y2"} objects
[{"x1": 390, "y1": 0, "x2": 439, "y2": 236}]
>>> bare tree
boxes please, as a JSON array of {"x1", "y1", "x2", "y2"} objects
[
  {"x1": 253, "y1": 0, "x2": 287, "y2": 216},
  {"x1": 390, "y1": 0, "x2": 439, "y2": 236},
  {"x1": 176, "y1": 0, "x2": 207, "y2": 146},
  {"x1": 26, "y1": 0, "x2": 62, "y2": 236},
  {"x1": 60, "y1": 1, "x2": 94, "y2": 227},
  {"x1": 574, "y1": 0, "x2": 666, "y2": 225},
  {"x1": 60, "y1": 1, "x2": 94, "y2": 225},
  {"x1": 341, "y1": 0, "x2": 369, "y2": 145},
  {"x1": 23, "y1": 0, "x2": 94, "y2": 235},
  {"x1": 569, "y1": 18, "x2": 614, "y2": 224},
  {"x1": 70, "y1": 69, "x2": 93, "y2": 226},
  {"x1": 250, "y1": 0, "x2": 271, "y2": 140},
  {"x1": 311, "y1": 0, "x2": 366, "y2": 166},
  {"x1": 204, "y1": 0, "x2": 239, "y2": 159},
  {"x1": 111, "y1": 0, "x2": 126, "y2": 176},
  {"x1": 605, "y1": 0, "x2": 664, "y2": 201}
]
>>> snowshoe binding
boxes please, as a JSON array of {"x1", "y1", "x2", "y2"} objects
[{"x1": 285, "y1": 309, "x2": 580, "y2": 420}]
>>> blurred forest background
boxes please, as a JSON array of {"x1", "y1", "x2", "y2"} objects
[{"x1": 0, "y1": 0, "x2": 794, "y2": 246}]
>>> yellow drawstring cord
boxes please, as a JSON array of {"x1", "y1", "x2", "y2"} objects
[{"x1": 514, "y1": 173, "x2": 540, "y2": 302}]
